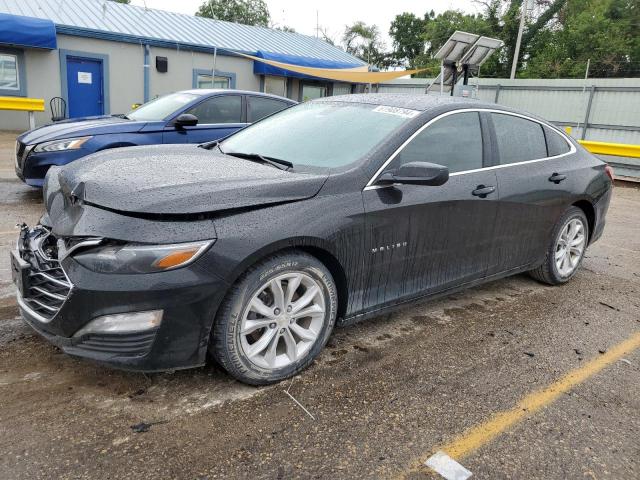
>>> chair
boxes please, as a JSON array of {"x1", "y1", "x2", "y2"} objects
[{"x1": 50, "y1": 97, "x2": 67, "y2": 122}]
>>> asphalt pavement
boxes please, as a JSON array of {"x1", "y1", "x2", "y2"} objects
[{"x1": 0, "y1": 131, "x2": 638, "y2": 479}]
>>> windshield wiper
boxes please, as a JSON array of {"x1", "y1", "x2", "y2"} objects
[{"x1": 225, "y1": 152, "x2": 293, "y2": 171}]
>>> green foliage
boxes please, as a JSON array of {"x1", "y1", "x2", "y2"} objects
[
  {"x1": 387, "y1": 0, "x2": 638, "y2": 78},
  {"x1": 342, "y1": 21, "x2": 392, "y2": 68},
  {"x1": 196, "y1": 0, "x2": 270, "y2": 27}
]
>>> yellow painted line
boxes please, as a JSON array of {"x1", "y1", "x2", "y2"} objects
[
  {"x1": 579, "y1": 140, "x2": 640, "y2": 159},
  {"x1": 400, "y1": 331, "x2": 640, "y2": 478},
  {"x1": 0, "y1": 96, "x2": 45, "y2": 112}
]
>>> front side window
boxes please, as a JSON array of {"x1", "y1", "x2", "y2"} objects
[
  {"x1": 222, "y1": 102, "x2": 413, "y2": 170},
  {"x1": 492, "y1": 113, "x2": 547, "y2": 164},
  {"x1": 247, "y1": 97, "x2": 289, "y2": 123},
  {"x1": 391, "y1": 111, "x2": 483, "y2": 173},
  {"x1": 197, "y1": 74, "x2": 230, "y2": 89},
  {"x1": 0, "y1": 53, "x2": 19, "y2": 90},
  {"x1": 127, "y1": 92, "x2": 198, "y2": 121},
  {"x1": 186, "y1": 95, "x2": 242, "y2": 124}
]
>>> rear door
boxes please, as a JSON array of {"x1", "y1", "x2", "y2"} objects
[
  {"x1": 361, "y1": 110, "x2": 499, "y2": 311},
  {"x1": 486, "y1": 112, "x2": 575, "y2": 275},
  {"x1": 163, "y1": 94, "x2": 246, "y2": 144}
]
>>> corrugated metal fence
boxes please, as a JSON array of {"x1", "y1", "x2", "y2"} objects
[{"x1": 377, "y1": 78, "x2": 640, "y2": 144}]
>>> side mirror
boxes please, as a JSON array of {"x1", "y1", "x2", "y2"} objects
[
  {"x1": 174, "y1": 113, "x2": 198, "y2": 128},
  {"x1": 377, "y1": 161, "x2": 449, "y2": 186}
]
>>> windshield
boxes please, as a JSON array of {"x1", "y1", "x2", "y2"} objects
[
  {"x1": 127, "y1": 92, "x2": 199, "y2": 121},
  {"x1": 221, "y1": 102, "x2": 415, "y2": 169}
]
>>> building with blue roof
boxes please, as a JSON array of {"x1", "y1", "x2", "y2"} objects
[{"x1": 0, "y1": 0, "x2": 364, "y2": 129}]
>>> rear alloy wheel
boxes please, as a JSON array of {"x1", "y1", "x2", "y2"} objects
[
  {"x1": 529, "y1": 206, "x2": 589, "y2": 285},
  {"x1": 211, "y1": 251, "x2": 337, "y2": 385}
]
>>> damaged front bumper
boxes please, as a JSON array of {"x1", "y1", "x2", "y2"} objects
[{"x1": 11, "y1": 225, "x2": 229, "y2": 372}]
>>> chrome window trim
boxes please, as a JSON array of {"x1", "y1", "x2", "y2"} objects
[{"x1": 363, "y1": 108, "x2": 576, "y2": 191}]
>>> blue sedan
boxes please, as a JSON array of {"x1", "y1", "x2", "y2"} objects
[{"x1": 15, "y1": 90, "x2": 296, "y2": 187}]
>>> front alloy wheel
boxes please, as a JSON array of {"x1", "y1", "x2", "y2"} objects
[
  {"x1": 211, "y1": 251, "x2": 337, "y2": 385},
  {"x1": 240, "y1": 273, "x2": 326, "y2": 370}
]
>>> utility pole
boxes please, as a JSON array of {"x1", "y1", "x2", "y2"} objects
[{"x1": 510, "y1": 0, "x2": 528, "y2": 79}]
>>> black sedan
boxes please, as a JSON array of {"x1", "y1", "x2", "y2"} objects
[{"x1": 11, "y1": 94, "x2": 613, "y2": 384}]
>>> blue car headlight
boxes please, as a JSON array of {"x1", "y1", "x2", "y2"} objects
[{"x1": 33, "y1": 136, "x2": 93, "y2": 153}]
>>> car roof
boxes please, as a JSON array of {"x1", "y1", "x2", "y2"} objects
[
  {"x1": 179, "y1": 89, "x2": 296, "y2": 103},
  {"x1": 316, "y1": 93, "x2": 502, "y2": 112}
]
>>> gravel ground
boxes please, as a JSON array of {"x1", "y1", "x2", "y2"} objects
[{"x1": 0, "y1": 131, "x2": 638, "y2": 479}]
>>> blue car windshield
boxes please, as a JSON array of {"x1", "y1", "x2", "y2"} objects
[
  {"x1": 127, "y1": 92, "x2": 199, "y2": 121},
  {"x1": 222, "y1": 102, "x2": 416, "y2": 170}
]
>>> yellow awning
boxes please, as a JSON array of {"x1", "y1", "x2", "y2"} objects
[{"x1": 238, "y1": 53, "x2": 427, "y2": 83}]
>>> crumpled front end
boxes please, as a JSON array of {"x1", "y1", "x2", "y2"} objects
[{"x1": 11, "y1": 220, "x2": 229, "y2": 372}]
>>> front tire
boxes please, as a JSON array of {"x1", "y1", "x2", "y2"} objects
[
  {"x1": 210, "y1": 251, "x2": 337, "y2": 385},
  {"x1": 529, "y1": 206, "x2": 589, "y2": 285}
]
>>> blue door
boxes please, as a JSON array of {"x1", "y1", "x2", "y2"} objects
[{"x1": 66, "y1": 56, "x2": 104, "y2": 118}]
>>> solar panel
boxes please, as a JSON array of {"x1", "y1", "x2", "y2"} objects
[{"x1": 428, "y1": 31, "x2": 503, "y2": 94}]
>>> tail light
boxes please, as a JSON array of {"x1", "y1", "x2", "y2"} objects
[{"x1": 604, "y1": 164, "x2": 615, "y2": 182}]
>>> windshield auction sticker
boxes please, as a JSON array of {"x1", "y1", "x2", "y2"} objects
[{"x1": 372, "y1": 105, "x2": 420, "y2": 118}]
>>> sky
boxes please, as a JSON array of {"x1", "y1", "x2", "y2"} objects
[{"x1": 129, "y1": 0, "x2": 480, "y2": 46}]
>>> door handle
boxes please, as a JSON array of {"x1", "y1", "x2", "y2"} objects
[
  {"x1": 472, "y1": 185, "x2": 496, "y2": 198},
  {"x1": 549, "y1": 172, "x2": 567, "y2": 184}
]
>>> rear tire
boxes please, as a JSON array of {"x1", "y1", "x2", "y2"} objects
[
  {"x1": 210, "y1": 250, "x2": 337, "y2": 385},
  {"x1": 529, "y1": 206, "x2": 589, "y2": 285}
]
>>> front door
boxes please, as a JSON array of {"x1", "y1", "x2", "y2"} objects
[
  {"x1": 361, "y1": 111, "x2": 499, "y2": 312},
  {"x1": 66, "y1": 56, "x2": 104, "y2": 118}
]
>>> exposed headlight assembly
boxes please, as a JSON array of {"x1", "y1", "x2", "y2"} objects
[
  {"x1": 73, "y1": 240, "x2": 215, "y2": 274},
  {"x1": 33, "y1": 136, "x2": 92, "y2": 153}
]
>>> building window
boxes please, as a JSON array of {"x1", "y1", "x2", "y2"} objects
[
  {"x1": 192, "y1": 68, "x2": 236, "y2": 90},
  {"x1": 196, "y1": 73, "x2": 230, "y2": 89},
  {"x1": 0, "y1": 54, "x2": 19, "y2": 90},
  {"x1": 264, "y1": 76, "x2": 286, "y2": 97},
  {"x1": 301, "y1": 83, "x2": 327, "y2": 102},
  {"x1": 0, "y1": 48, "x2": 26, "y2": 96}
]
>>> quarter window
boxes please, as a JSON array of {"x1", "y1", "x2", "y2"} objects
[
  {"x1": 247, "y1": 97, "x2": 289, "y2": 123},
  {"x1": 186, "y1": 95, "x2": 242, "y2": 124},
  {"x1": 392, "y1": 112, "x2": 483, "y2": 173},
  {"x1": 544, "y1": 126, "x2": 571, "y2": 156},
  {"x1": 492, "y1": 113, "x2": 547, "y2": 164}
]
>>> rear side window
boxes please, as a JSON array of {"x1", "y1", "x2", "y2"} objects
[
  {"x1": 248, "y1": 97, "x2": 290, "y2": 122},
  {"x1": 186, "y1": 95, "x2": 242, "y2": 124},
  {"x1": 492, "y1": 113, "x2": 547, "y2": 164},
  {"x1": 393, "y1": 111, "x2": 483, "y2": 173},
  {"x1": 544, "y1": 126, "x2": 571, "y2": 156}
]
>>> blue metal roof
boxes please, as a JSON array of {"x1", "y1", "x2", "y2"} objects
[{"x1": 0, "y1": 0, "x2": 363, "y2": 65}]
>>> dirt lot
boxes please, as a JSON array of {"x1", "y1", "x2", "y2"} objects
[{"x1": 0, "y1": 131, "x2": 638, "y2": 479}]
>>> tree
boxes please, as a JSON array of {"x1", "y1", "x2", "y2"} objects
[
  {"x1": 524, "y1": 0, "x2": 639, "y2": 78},
  {"x1": 196, "y1": 0, "x2": 270, "y2": 27},
  {"x1": 342, "y1": 22, "x2": 391, "y2": 68},
  {"x1": 388, "y1": 12, "x2": 428, "y2": 68}
]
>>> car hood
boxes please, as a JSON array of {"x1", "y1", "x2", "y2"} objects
[
  {"x1": 44, "y1": 144, "x2": 328, "y2": 217},
  {"x1": 19, "y1": 116, "x2": 147, "y2": 145}
]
